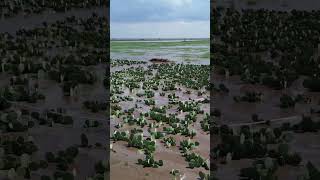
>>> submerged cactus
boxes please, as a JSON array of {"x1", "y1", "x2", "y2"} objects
[
  {"x1": 8, "y1": 168, "x2": 17, "y2": 180},
  {"x1": 20, "y1": 153, "x2": 30, "y2": 168}
]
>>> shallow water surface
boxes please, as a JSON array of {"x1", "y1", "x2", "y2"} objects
[
  {"x1": 218, "y1": 0, "x2": 320, "y2": 11},
  {"x1": 111, "y1": 39, "x2": 210, "y2": 65}
]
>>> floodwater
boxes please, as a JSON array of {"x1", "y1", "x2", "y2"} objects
[
  {"x1": 218, "y1": 0, "x2": 320, "y2": 11},
  {"x1": 0, "y1": 8, "x2": 108, "y2": 180},
  {"x1": 110, "y1": 63, "x2": 210, "y2": 179},
  {"x1": 213, "y1": 73, "x2": 316, "y2": 125},
  {"x1": 111, "y1": 39, "x2": 210, "y2": 65},
  {"x1": 0, "y1": 7, "x2": 106, "y2": 33}
]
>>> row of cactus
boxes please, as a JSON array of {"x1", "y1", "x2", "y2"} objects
[{"x1": 178, "y1": 101, "x2": 200, "y2": 113}]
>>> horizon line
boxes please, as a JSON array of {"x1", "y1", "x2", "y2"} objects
[{"x1": 110, "y1": 37, "x2": 210, "y2": 40}]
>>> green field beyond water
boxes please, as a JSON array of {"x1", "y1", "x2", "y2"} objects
[{"x1": 111, "y1": 39, "x2": 209, "y2": 64}]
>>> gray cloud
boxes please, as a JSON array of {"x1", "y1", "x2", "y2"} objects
[
  {"x1": 111, "y1": 0, "x2": 209, "y2": 23},
  {"x1": 110, "y1": 0, "x2": 209, "y2": 38}
]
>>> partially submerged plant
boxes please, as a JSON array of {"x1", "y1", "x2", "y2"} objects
[
  {"x1": 162, "y1": 137, "x2": 176, "y2": 148},
  {"x1": 180, "y1": 139, "x2": 199, "y2": 153},
  {"x1": 184, "y1": 152, "x2": 209, "y2": 170},
  {"x1": 137, "y1": 154, "x2": 163, "y2": 168},
  {"x1": 112, "y1": 131, "x2": 129, "y2": 142}
]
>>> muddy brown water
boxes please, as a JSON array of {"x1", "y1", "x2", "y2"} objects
[
  {"x1": 218, "y1": 0, "x2": 320, "y2": 11},
  {"x1": 213, "y1": 1, "x2": 320, "y2": 179},
  {"x1": 0, "y1": 7, "x2": 106, "y2": 34},
  {"x1": 110, "y1": 63, "x2": 210, "y2": 179},
  {"x1": 213, "y1": 73, "x2": 318, "y2": 125},
  {"x1": 0, "y1": 8, "x2": 108, "y2": 179},
  {"x1": 213, "y1": 71, "x2": 320, "y2": 179}
]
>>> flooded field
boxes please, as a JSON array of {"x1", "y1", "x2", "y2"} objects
[
  {"x1": 212, "y1": 2, "x2": 320, "y2": 180},
  {"x1": 218, "y1": 0, "x2": 320, "y2": 10},
  {"x1": 0, "y1": 5, "x2": 108, "y2": 180},
  {"x1": 110, "y1": 59, "x2": 210, "y2": 179},
  {"x1": 111, "y1": 39, "x2": 210, "y2": 65}
]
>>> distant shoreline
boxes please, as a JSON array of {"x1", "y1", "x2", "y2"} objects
[{"x1": 111, "y1": 38, "x2": 209, "y2": 41}]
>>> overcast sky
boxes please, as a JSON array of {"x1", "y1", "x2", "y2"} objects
[{"x1": 111, "y1": 0, "x2": 210, "y2": 39}]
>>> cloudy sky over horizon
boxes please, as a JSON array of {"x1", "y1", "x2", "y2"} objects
[{"x1": 111, "y1": 0, "x2": 210, "y2": 39}]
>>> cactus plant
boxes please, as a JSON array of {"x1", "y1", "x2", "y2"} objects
[{"x1": 137, "y1": 154, "x2": 163, "y2": 168}]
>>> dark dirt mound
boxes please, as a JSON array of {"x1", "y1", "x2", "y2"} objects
[{"x1": 149, "y1": 58, "x2": 171, "y2": 63}]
